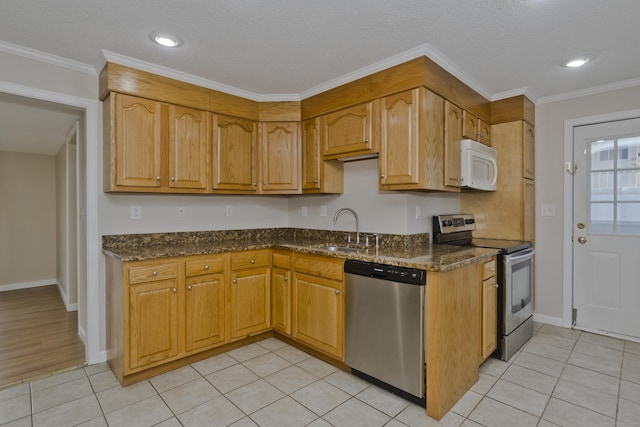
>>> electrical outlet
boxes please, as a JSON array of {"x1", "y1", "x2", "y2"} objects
[
  {"x1": 301, "y1": 206, "x2": 308, "y2": 217},
  {"x1": 130, "y1": 205, "x2": 141, "y2": 219},
  {"x1": 320, "y1": 205, "x2": 327, "y2": 217},
  {"x1": 177, "y1": 206, "x2": 185, "y2": 217},
  {"x1": 226, "y1": 205, "x2": 233, "y2": 217},
  {"x1": 541, "y1": 204, "x2": 556, "y2": 217},
  {"x1": 415, "y1": 206, "x2": 422, "y2": 220}
]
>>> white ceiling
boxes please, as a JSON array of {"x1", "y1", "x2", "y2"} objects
[{"x1": 1, "y1": 0, "x2": 640, "y2": 155}]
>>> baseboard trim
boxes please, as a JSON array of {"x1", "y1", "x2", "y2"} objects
[
  {"x1": 55, "y1": 280, "x2": 78, "y2": 312},
  {"x1": 0, "y1": 279, "x2": 57, "y2": 292},
  {"x1": 533, "y1": 313, "x2": 564, "y2": 327}
]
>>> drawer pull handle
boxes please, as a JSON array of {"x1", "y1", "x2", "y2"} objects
[
  {"x1": 250, "y1": 259, "x2": 255, "y2": 264},
  {"x1": 187, "y1": 285, "x2": 192, "y2": 291},
  {"x1": 152, "y1": 271, "x2": 158, "y2": 277},
  {"x1": 172, "y1": 288, "x2": 177, "y2": 293},
  {"x1": 204, "y1": 265, "x2": 209, "y2": 270}
]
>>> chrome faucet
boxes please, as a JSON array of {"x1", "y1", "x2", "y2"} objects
[{"x1": 333, "y1": 208, "x2": 360, "y2": 245}]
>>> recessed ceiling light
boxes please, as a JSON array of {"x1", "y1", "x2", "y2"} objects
[
  {"x1": 151, "y1": 32, "x2": 183, "y2": 48},
  {"x1": 562, "y1": 55, "x2": 594, "y2": 68}
]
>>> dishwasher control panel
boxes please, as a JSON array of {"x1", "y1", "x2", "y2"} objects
[{"x1": 345, "y1": 260, "x2": 425, "y2": 285}]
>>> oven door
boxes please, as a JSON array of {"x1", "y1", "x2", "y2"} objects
[{"x1": 503, "y1": 248, "x2": 535, "y2": 334}]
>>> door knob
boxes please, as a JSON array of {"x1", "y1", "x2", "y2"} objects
[
  {"x1": 577, "y1": 223, "x2": 585, "y2": 229},
  {"x1": 577, "y1": 236, "x2": 587, "y2": 244}
]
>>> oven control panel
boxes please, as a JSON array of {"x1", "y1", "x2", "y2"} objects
[{"x1": 433, "y1": 214, "x2": 476, "y2": 234}]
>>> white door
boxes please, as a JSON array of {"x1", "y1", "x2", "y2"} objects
[{"x1": 573, "y1": 118, "x2": 640, "y2": 339}]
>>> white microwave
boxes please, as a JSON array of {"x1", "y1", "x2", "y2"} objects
[{"x1": 460, "y1": 139, "x2": 497, "y2": 191}]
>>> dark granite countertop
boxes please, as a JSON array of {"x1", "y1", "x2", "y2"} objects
[{"x1": 102, "y1": 228, "x2": 498, "y2": 272}]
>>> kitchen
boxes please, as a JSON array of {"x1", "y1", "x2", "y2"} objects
[{"x1": 2, "y1": 1, "x2": 640, "y2": 425}]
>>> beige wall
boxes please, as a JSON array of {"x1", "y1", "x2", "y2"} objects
[
  {"x1": 0, "y1": 151, "x2": 57, "y2": 288},
  {"x1": 535, "y1": 85, "x2": 640, "y2": 322}
]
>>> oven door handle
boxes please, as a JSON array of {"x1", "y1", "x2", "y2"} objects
[{"x1": 506, "y1": 248, "x2": 535, "y2": 262}]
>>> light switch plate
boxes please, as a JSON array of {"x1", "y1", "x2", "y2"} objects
[
  {"x1": 131, "y1": 205, "x2": 141, "y2": 219},
  {"x1": 541, "y1": 204, "x2": 556, "y2": 217}
]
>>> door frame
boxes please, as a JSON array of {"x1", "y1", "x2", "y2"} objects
[
  {"x1": 562, "y1": 108, "x2": 640, "y2": 329},
  {"x1": 0, "y1": 80, "x2": 102, "y2": 364}
]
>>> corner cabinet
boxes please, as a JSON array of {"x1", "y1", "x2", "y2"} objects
[
  {"x1": 259, "y1": 122, "x2": 300, "y2": 194},
  {"x1": 301, "y1": 117, "x2": 344, "y2": 194},
  {"x1": 292, "y1": 253, "x2": 345, "y2": 360},
  {"x1": 271, "y1": 250, "x2": 292, "y2": 335},
  {"x1": 104, "y1": 93, "x2": 210, "y2": 193},
  {"x1": 378, "y1": 87, "x2": 458, "y2": 192},
  {"x1": 229, "y1": 250, "x2": 271, "y2": 339}
]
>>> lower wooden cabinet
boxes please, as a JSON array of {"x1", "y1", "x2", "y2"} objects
[
  {"x1": 272, "y1": 250, "x2": 292, "y2": 335},
  {"x1": 479, "y1": 258, "x2": 497, "y2": 363},
  {"x1": 292, "y1": 253, "x2": 345, "y2": 360},
  {"x1": 229, "y1": 250, "x2": 271, "y2": 340}
]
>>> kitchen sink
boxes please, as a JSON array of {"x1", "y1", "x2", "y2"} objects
[{"x1": 319, "y1": 245, "x2": 360, "y2": 253}]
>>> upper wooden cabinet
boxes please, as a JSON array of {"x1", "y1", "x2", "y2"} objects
[
  {"x1": 523, "y1": 122, "x2": 535, "y2": 179},
  {"x1": 462, "y1": 110, "x2": 491, "y2": 146},
  {"x1": 444, "y1": 101, "x2": 463, "y2": 189},
  {"x1": 301, "y1": 118, "x2": 344, "y2": 194},
  {"x1": 104, "y1": 93, "x2": 210, "y2": 193},
  {"x1": 211, "y1": 114, "x2": 258, "y2": 193},
  {"x1": 379, "y1": 88, "x2": 458, "y2": 192},
  {"x1": 260, "y1": 122, "x2": 300, "y2": 194},
  {"x1": 321, "y1": 101, "x2": 379, "y2": 159}
]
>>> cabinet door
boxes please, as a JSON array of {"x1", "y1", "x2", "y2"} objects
[
  {"x1": 114, "y1": 94, "x2": 162, "y2": 188},
  {"x1": 462, "y1": 110, "x2": 479, "y2": 141},
  {"x1": 523, "y1": 179, "x2": 535, "y2": 242},
  {"x1": 260, "y1": 122, "x2": 299, "y2": 193},
  {"x1": 322, "y1": 102, "x2": 376, "y2": 158},
  {"x1": 444, "y1": 101, "x2": 462, "y2": 188},
  {"x1": 185, "y1": 274, "x2": 225, "y2": 352},
  {"x1": 230, "y1": 267, "x2": 270, "y2": 339},
  {"x1": 380, "y1": 89, "x2": 420, "y2": 185},
  {"x1": 168, "y1": 105, "x2": 209, "y2": 190},
  {"x1": 293, "y1": 272, "x2": 343, "y2": 359},
  {"x1": 128, "y1": 280, "x2": 179, "y2": 371},
  {"x1": 302, "y1": 118, "x2": 321, "y2": 190},
  {"x1": 481, "y1": 275, "x2": 498, "y2": 361},
  {"x1": 523, "y1": 122, "x2": 535, "y2": 179},
  {"x1": 212, "y1": 114, "x2": 258, "y2": 192},
  {"x1": 272, "y1": 267, "x2": 291, "y2": 335},
  {"x1": 478, "y1": 119, "x2": 491, "y2": 146}
]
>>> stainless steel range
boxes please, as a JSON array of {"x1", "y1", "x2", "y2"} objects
[{"x1": 433, "y1": 214, "x2": 535, "y2": 361}]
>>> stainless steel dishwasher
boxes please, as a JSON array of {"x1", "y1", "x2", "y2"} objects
[{"x1": 344, "y1": 259, "x2": 427, "y2": 406}]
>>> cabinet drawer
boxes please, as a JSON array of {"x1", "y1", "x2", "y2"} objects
[
  {"x1": 272, "y1": 251, "x2": 291, "y2": 269},
  {"x1": 231, "y1": 250, "x2": 271, "y2": 270},
  {"x1": 186, "y1": 256, "x2": 225, "y2": 277},
  {"x1": 483, "y1": 259, "x2": 496, "y2": 280},
  {"x1": 129, "y1": 263, "x2": 178, "y2": 284},
  {"x1": 294, "y1": 254, "x2": 344, "y2": 281}
]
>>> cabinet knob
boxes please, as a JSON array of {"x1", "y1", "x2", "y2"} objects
[
  {"x1": 364, "y1": 138, "x2": 369, "y2": 143},
  {"x1": 253, "y1": 182, "x2": 257, "y2": 186},
  {"x1": 250, "y1": 259, "x2": 255, "y2": 264},
  {"x1": 494, "y1": 284, "x2": 499, "y2": 288},
  {"x1": 156, "y1": 176, "x2": 161, "y2": 181},
  {"x1": 313, "y1": 179, "x2": 318, "y2": 183},
  {"x1": 172, "y1": 288, "x2": 177, "y2": 293},
  {"x1": 335, "y1": 289, "x2": 340, "y2": 295},
  {"x1": 380, "y1": 174, "x2": 385, "y2": 179},
  {"x1": 284, "y1": 277, "x2": 288, "y2": 281},
  {"x1": 152, "y1": 271, "x2": 158, "y2": 276},
  {"x1": 263, "y1": 181, "x2": 267, "y2": 186},
  {"x1": 170, "y1": 177, "x2": 176, "y2": 182},
  {"x1": 233, "y1": 279, "x2": 237, "y2": 284},
  {"x1": 204, "y1": 265, "x2": 209, "y2": 270},
  {"x1": 187, "y1": 285, "x2": 192, "y2": 291}
]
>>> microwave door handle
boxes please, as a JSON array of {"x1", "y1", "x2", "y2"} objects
[
  {"x1": 506, "y1": 249, "x2": 536, "y2": 262},
  {"x1": 490, "y1": 157, "x2": 498, "y2": 187}
]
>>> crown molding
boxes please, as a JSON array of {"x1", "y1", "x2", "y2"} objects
[
  {"x1": 0, "y1": 40, "x2": 96, "y2": 75},
  {"x1": 299, "y1": 42, "x2": 493, "y2": 101},
  {"x1": 537, "y1": 77, "x2": 640, "y2": 105},
  {"x1": 492, "y1": 87, "x2": 539, "y2": 104}
]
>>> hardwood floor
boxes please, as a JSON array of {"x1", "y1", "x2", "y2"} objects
[{"x1": 0, "y1": 285, "x2": 85, "y2": 388}]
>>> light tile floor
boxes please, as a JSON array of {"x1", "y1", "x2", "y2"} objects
[{"x1": 2, "y1": 322, "x2": 640, "y2": 426}]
